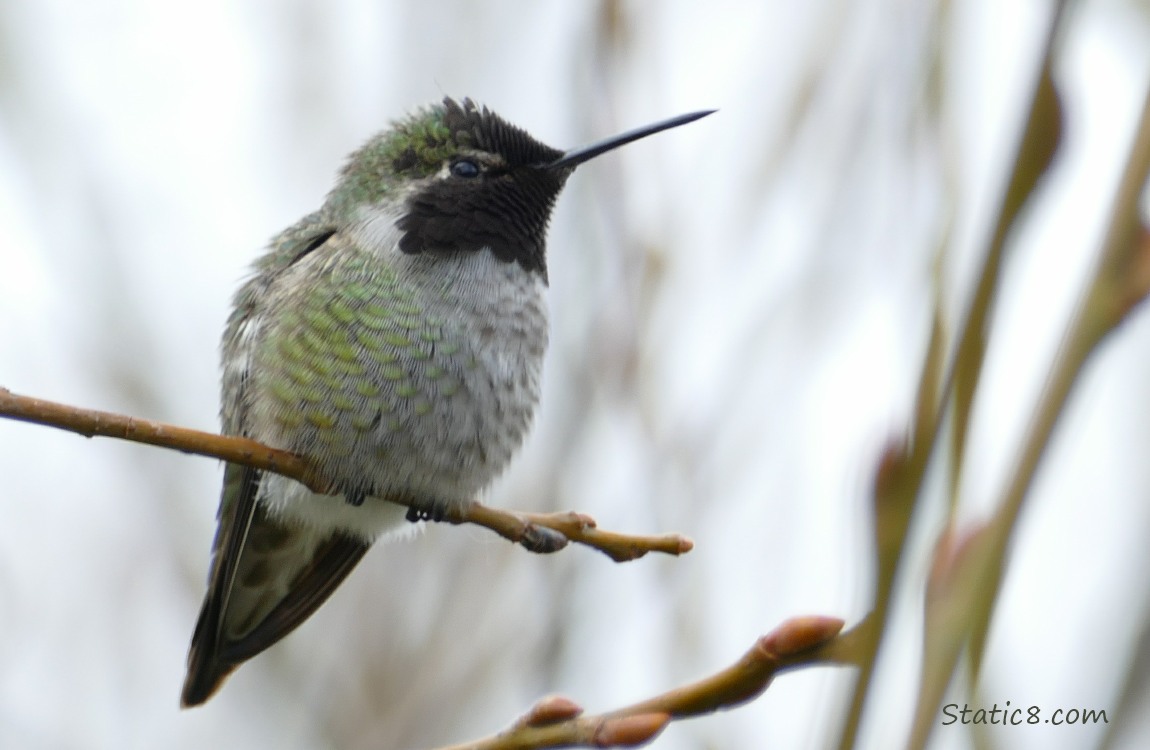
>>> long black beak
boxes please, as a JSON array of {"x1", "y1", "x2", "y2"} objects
[{"x1": 545, "y1": 109, "x2": 716, "y2": 171}]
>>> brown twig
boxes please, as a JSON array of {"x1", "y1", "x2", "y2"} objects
[
  {"x1": 434, "y1": 615, "x2": 856, "y2": 750},
  {"x1": 0, "y1": 387, "x2": 692, "y2": 560},
  {"x1": 449, "y1": 505, "x2": 692, "y2": 561}
]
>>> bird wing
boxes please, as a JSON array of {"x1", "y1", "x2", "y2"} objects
[
  {"x1": 182, "y1": 221, "x2": 372, "y2": 707},
  {"x1": 181, "y1": 466, "x2": 371, "y2": 707}
]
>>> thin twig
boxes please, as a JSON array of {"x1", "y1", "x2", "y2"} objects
[
  {"x1": 0, "y1": 387, "x2": 692, "y2": 560},
  {"x1": 434, "y1": 616, "x2": 856, "y2": 750}
]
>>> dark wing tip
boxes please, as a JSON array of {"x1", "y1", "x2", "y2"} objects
[
  {"x1": 179, "y1": 528, "x2": 372, "y2": 707},
  {"x1": 180, "y1": 650, "x2": 236, "y2": 708},
  {"x1": 180, "y1": 464, "x2": 260, "y2": 708},
  {"x1": 180, "y1": 593, "x2": 238, "y2": 708}
]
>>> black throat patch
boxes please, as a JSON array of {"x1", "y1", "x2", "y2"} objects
[{"x1": 396, "y1": 99, "x2": 567, "y2": 278}]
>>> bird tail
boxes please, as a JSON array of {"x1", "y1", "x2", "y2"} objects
[{"x1": 181, "y1": 607, "x2": 237, "y2": 707}]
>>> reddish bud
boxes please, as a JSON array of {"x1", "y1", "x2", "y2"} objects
[
  {"x1": 523, "y1": 695, "x2": 583, "y2": 726},
  {"x1": 594, "y1": 713, "x2": 670, "y2": 747},
  {"x1": 764, "y1": 616, "x2": 846, "y2": 657}
]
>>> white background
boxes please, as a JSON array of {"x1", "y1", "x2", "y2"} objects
[{"x1": 2, "y1": 1, "x2": 1149, "y2": 748}]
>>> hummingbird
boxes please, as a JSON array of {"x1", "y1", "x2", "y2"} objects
[{"x1": 181, "y1": 97, "x2": 713, "y2": 707}]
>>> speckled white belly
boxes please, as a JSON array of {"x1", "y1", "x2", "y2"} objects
[{"x1": 254, "y1": 242, "x2": 549, "y2": 542}]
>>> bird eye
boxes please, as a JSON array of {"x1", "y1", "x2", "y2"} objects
[{"x1": 450, "y1": 159, "x2": 481, "y2": 178}]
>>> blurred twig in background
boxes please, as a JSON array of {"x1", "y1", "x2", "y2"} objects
[{"x1": 3, "y1": 1, "x2": 1150, "y2": 748}]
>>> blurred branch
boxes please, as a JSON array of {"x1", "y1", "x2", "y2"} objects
[
  {"x1": 435, "y1": 616, "x2": 856, "y2": 750},
  {"x1": 832, "y1": 277, "x2": 951, "y2": 750},
  {"x1": 906, "y1": 44, "x2": 1150, "y2": 750},
  {"x1": 947, "y1": 33, "x2": 1065, "y2": 491},
  {"x1": 838, "y1": 6, "x2": 1070, "y2": 747},
  {"x1": 0, "y1": 387, "x2": 692, "y2": 561},
  {"x1": 957, "y1": 69, "x2": 1150, "y2": 681},
  {"x1": 958, "y1": 53, "x2": 1066, "y2": 680},
  {"x1": 835, "y1": 385, "x2": 938, "y2": 749}
]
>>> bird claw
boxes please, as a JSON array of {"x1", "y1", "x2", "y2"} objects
[
  {"x1": 519, "y1": 524, "x2": 569, "y2": 553},
  {"x1": 405, "y1": 504, "x2": 446, "y2": 523}
]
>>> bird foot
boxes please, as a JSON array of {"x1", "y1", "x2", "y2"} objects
[{"x1": 405, "y1": 504, "x2": 446, "y2": 523}]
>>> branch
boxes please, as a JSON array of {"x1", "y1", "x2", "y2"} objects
[
  {"x1": 907, "y1": 57, "x2": 1150, "y2": 750},
  {"x1": 434, "y1": 615, "x2": 857, "y2": 750},
  {"x1": 840, "y1": 5, "x2": 1069, "y2": 748},
  {"x1": 0, "y1": 387, "x2": 692, "y2": 561}
]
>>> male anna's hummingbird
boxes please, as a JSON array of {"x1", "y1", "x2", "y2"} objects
[{"x1": 181, "y1": 97, "x2": 712, "y2": 706}]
